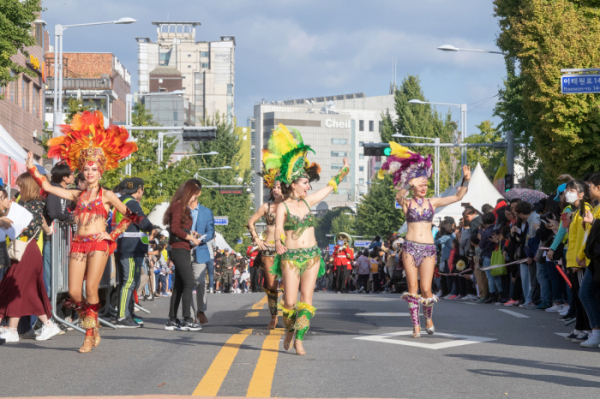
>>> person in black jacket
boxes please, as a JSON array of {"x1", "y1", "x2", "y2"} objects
[
  {"x1": 113, "y1": 178, "x2": 153, "y2": 328},
  {"x1": 43, "y1": 162, "x2": 75, "y2": 297}
]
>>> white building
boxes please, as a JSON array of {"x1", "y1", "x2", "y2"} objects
[
  {"x1": 254, "y1": 93, "x2": 396, "y2": 213},
  {"x1": 136, "y1": 22, "x2": 235, "y2": 125}
]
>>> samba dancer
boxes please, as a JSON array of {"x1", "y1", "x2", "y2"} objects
[
  {"x1": 26, "y1": 111, "x2": 142, "y2": 353},
  {"x1": 247, "y1": 171, "x2": 285, "y2": 329},
  {"x1": 264, "y1": 124, "x2": 349, "y2": 355},
  {"x1": 379, "y1": 142, "x2": 470, "y2": 338}
]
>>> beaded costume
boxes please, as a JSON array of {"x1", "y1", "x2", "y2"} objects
[{"x1": 27, "y1": 110, "x2": 139, "y2": 353}]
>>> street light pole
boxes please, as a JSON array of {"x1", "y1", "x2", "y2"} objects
[{"x1": 437, "y1": 45, "x2": 505, "y2": 55}]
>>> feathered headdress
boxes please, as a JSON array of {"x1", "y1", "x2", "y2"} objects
[
  {"x1": 262, "y1": 124, "x2": 320, "y2": 185},
  {"x1": 377, "y1": 142, "x2": 433, "y2": 187},
  {"x1": 47, "y1": 111, "x2": 138, "y2": 173}
]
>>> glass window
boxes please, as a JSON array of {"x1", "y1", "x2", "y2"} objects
[
  {"x1": 338, "y1": 189, "x2": 348, "y2": 195},
  {"x1": 201, "y1": 51, "x2": 209, "y2": 57},
  {"x1": 359, "y1": 166, "x2": 364, "y2": 172},
  {"x1": 188, "y1": 65, "x2": 191, "y2": 68},
  {"x1": 359, "y1": 178, "x2": 364, "y2": 184},
  {"x1": 22, "y1": 78, "x2": 29, "y2": 110},
  {"x1": 188, "y1": 54, "x2": 191, "y2": 57},
  {"x1": 359, "y1": 141, "x2": 364, "y2": 147},
  {"x1": 331, "y1": 151, "x2": 347, "y2": 157},
  {"x1": 331, "y1": 138, "x2": 347, "y2": 145},
  {"x1": 227, "y1": 84, "x2": 233, "y2": 94},
  {"x1": 32, "y1": 87, "x2": 38, "y2": 117},
  {"x1": 369, "y1": 121, "x2": 374, "y2": 132},
  {"x1": 331, "y1": 164, "x2": 343, "y2": 170},
  {"x1": 359, "y1": 120, "x2": 364, "y2": 131},
  {"x1": 379, "y1": 121, "x2": 383, "y2": 133},
  {"x1": 10, "y1": 71, "x2": 15, "y2": 103},
  {"x1": 359, "y1": 154, "x2": 364, "y2": 160},
  {"x1": 201, "y1": 62, "x2": 209, "y2": 68},
  {"x1": 173, "y1": 111, "x2": 178, "y2": 121}
]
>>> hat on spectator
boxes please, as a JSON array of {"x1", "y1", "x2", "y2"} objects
[
  {"x1": 160, "y1": 229, "x2": 169, "y2": 238},
  {"x1": 554, "y1": 183, "x2": 567, "y2": 201},
  {"x1": 119, "y1": 177, "x2": 144, "y2": 194}
]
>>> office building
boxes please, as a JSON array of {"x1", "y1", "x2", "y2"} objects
[
  {"x1": 0, "y1": 21, "x2": 46, "y2": 159},
  {"x1": 136, "y1": 22, "x2": 235, "y2": 125},
  {"x1": 44, "y1": 52, "x2": 131, "y2": 127},
  {"x1": 253, "y1": 93, "x2": 396, "y2": 212}
]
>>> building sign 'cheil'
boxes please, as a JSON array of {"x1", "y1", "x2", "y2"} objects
[{"x1": 325, "y1": 119, "x2": 351, "y2": 129}]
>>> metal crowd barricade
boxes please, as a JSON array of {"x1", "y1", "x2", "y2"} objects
[{"x1": 51, "y1": 220, "x2": 117, "y2": 333}]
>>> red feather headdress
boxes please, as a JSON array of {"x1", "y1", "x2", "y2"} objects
[{"x1": 47, "y1": 111, "x2": 137, "y2": 172}]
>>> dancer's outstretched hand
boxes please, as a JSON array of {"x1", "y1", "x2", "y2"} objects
[{"x1": 462, "y1": 165, "x2": 471, "y2": 181}]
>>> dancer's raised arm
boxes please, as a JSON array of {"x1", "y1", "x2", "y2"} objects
[
  {"x1": 431, "y1": 165, "x2": 471, "y2": 208},
  {"x1": 26, "y1": 151, "x2": 80, "y2": 202},
  {"x1": 305, "y1": 158, "x2": 349, "y2": 207}
]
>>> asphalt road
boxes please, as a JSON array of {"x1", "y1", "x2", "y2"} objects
[{"x1": 1, "y1": 291, "x2": 599, "y2": 399}]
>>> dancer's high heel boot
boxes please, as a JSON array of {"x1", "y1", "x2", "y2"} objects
[
  {"x1": 281, "y1": 305, "x2": 297, "y2": 351},
  {"x1": 293, "y1": 302, "x2": 316, "y2": 356},
  {"x1": 421, "y1": 296, "x2": 439, "y2": 335},
  {"x1": 401, "y1": 292, "x2": 421, "y2": 338},
  {"x1": 264, "y1": 287, "x2": 279, "y2": 329},
  {"x1": 79, "y1": 303, "x2": 101, "y2": 353}
]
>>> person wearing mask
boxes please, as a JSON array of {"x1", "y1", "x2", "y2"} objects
[
  {"x1": 561, "y1": 180, "x2": 593, "y2": 343},
  {"x1": 0, "y1": 177, "x2": 60, "y2": 343},
  {"x1": 333, "y1": 233, "x2": 354, "y2": 294},
  {"x1": 579, "y1": 173, "x2": 600, "y2": 348},
  {"x1": 188, "y1": 180, "x2": 215, "y2": 325},
  {"x1": 113, "y1": 178, "x2": 154, "y2": 328},
  {"x1": 163, "y1": 181, "x2": 202, "y2": 332},
  {"x1": 42, "y1": 161, "x2": 75, "y2": 298}
]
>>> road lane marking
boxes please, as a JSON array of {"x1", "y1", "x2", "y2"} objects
[
  {"x1": 356, "y1": 312, "x2": 422, "y2": 316},
  {"x1": 192, "y1": 329, "x2": 253, "y2": 396},
  {"x1": 246, "y1": 312, "x2": 259, "y2": 317},
  {"x1": 355, "y1": 331, "x2": 497, "y2": 350},
  {"x1": 497, "y1": 309, "x2": 529, "y2": 318},
  {"x1": 246, "y1": 328, "x2": 285, "y2": 397},
  {"x1": 252, "y1": 296, "x2": 269, "y2": 309}
]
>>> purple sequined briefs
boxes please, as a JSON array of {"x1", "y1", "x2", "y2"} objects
[{"x1": 403, "y1": 239, "x2": 436, "y2": 267}]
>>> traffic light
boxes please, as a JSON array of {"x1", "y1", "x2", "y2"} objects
[
  {"x1": 182, "y1": 126, "x2": 217, "y2": 141},
  {"x1": 504, "y1": 174, "x2": 514, "y2": 191},
  {"x1": 363, "y1": 143, "x2": 391, "y2": 157}
]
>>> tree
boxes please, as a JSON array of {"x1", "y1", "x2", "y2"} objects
[
  {"x1": 0, "y1": 0, "x2": 42, "y2": 99},
  {"x1": 330, "y1": 213, "x2": 355, "y2": 240},
  {"x1": 354, "y1": 174, "x2": 405, "y2": 239},
  {"x1": 464, "y1": 120, "x2": 504, "y2": 179},
  {"x1": 494, "y1": 0, "x2": 600, "y2": 180},
  {"x1": 386, "y1": 75, "x2": 460, "y2": 194},
  {"x1": 314, "y1": 206, "x2": 353, "y2": 248},
  {"x1": 192, "y1": 113, "x2": 253, "y2": 252}
]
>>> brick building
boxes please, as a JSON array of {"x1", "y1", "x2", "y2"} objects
[
  {"x1": 45, "y1": 52, "x2": 131, "y2": 125},
  {"x1": 0, "y1": 22, "x2": 46, "y2": 159}
]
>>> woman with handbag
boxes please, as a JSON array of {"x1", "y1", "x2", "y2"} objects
[
  {"x1": 0, "y1": 178, "x2": 61, "y2": 343},
  {"x1": 163, "y1": 180, "x2": 202, "y2": 332}
]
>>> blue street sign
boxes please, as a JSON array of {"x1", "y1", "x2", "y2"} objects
[
  {"x1": 237, "y1": 238, "x2": 242, "y2": 244},
  {"x1": 328, "y1": 244, "x2": 335, "y2": 256},
  {"x1": 354, "y1": 240, "x2": 370, "y2": 247},
  {"x1": 561, "y1": 74, "x2": 600, "y2": 94},
  {"x1": 214, "y1": 216, "x2": 229, "y2": 226}
]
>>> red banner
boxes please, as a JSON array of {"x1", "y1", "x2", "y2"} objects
[
  {"x1": 10, "y1": 159, "x2": 26, "y2": 186},
  {"x1": 0, "y1": 154, "x2": 8, "y2": 185}
]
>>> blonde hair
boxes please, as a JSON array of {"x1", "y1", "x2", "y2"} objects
[{"x1": 16, "y1": 172, "x2": 42, "y2": 202}]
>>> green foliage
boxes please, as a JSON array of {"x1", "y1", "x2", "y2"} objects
[
  {"x1": 0, "y1": 0, "x2": 41, "y2": 99},
  {"x1": 192, "y1": 113, "x2": 252, "y2": 252},
  {"x1": 314, "y1": 206, "x2": 353, "y2": 248},
  {"x1": 387, "y1": 75, "x2": 460, "y2": 194},
  {"x1": 354, "y1": 174, "x2": 405, "y2": 239},
  {"x1": 464, "y1": 120, "x2": 504, "y2": 178},
  {"x1": 64, "y1": 98, "x2": 92, "y2": 124},
  {"x1": 494, "y1": 0, "x2": 600, "y2": 180},
  {"x1": 330, "y1": 213, "x2": 355, "y2": 239}
]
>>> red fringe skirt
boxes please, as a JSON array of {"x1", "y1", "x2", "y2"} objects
[{"x1": 70, "y1": 234, "x2": 116, "y2": 260}]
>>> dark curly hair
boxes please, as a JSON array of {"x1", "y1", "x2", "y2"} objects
[{"x1": 280, "y1": 165, "x2": 320, "y2": 197}]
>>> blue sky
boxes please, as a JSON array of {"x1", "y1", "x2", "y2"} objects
[{"x1": 42, "y1": 0, "x2": 506, "y2": 136}]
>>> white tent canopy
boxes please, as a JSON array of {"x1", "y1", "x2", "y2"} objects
[
  {"x1": 398, "y1": 163, "x2": 504, "y2": 233},
  {"x1": 0, "y1": 123, "x2": 47, "y2": 173}
]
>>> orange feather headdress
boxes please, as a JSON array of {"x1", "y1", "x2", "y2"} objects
[{"x1": 47, "y1": 111, "x2": 138, "y2": 173}]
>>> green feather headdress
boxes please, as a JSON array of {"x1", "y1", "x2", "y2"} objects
[{"x1": 262, "y1": 124, "x2": 320, "y2": 185}]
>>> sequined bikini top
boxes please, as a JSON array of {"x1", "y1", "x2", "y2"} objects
[
  {"x1": 406, "y1": 198, "x2": 434, "y2": 223},
  {"x1": 264, "y1": 202, "x2": 277, "y2": 226},
  {"x1": 74, "y1": 187, "x2": 108, "y2": 226},
  {"x1": 283, "y1": 199, "x2": 315, "y2": 238}
]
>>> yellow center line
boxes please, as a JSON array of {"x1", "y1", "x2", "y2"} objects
[
  {"x1": 252, "y1": 295, "x2": 269, "y2": 309},
  {"x1": 246, "y1": 311, "x2": 259, "y2": 317},
  {"x1": 246, "y1": 328, "x2": 285, "y2": 397},
  {"x1": 192, "y1": 329, "x2": 253, "y2": 396}
]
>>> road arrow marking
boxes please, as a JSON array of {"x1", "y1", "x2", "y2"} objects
[{"x1": 355, "y1": 331, "x2": 496, "y2": 350}]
